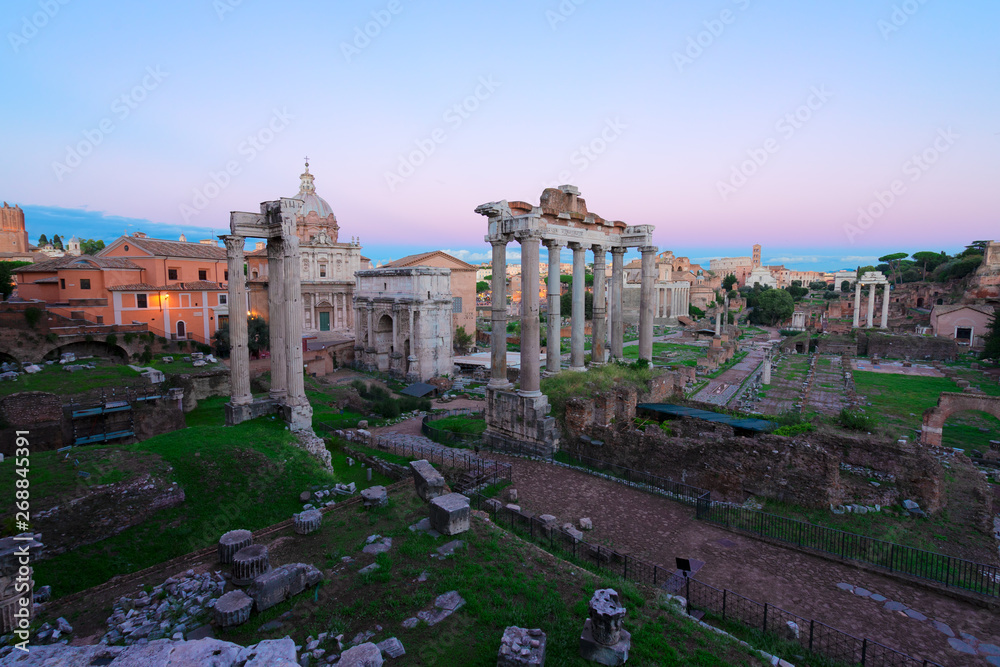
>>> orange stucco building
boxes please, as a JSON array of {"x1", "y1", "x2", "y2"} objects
[
  {"x1": 382, "y1": 250, "x2": 477, "y2": 339},
  {"x1": 13, "y1": 233, "x2": 231, "y2": 344}
]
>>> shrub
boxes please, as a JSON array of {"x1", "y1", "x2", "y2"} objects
[
  {"x1": 837, "y1": 408, "x2": 877, "y2": 432},
  {"x1": 105, "y1": 333, "x2": 118, "y2": 347},
  {"x1": 23, "y1": 307, "x2": 42, "y2": 328},
  {"x1": 123, "y1": 332, "x2": 136, "y2": 345},
  {"x1": 140, "y1": 345, "x2": 153, "y2": 364},
  {"x1": 774, "y1": 423, "x2": 816, "y2": 436},
  {"x1": 45, "y1": 332, "x2": 58, "y2": 344},
  {"x1": 84, "y1": 334, "x2": 94, "y2": 343}
]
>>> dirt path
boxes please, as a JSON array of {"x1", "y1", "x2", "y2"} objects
[{"x1": 489, "y1": 455, "x2": 1000, "y2": 666}]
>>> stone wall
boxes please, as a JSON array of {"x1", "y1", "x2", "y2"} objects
[
  {"x1": 133, "y1": 400, "x2": 186, "y2": 441},
  {"x1": 0, "y1": 392, "x2": 64, "y2": 453},
  {"x1": 170, "y1": 370, "x2": 230, "y2": 412},
  {"x1": 859, "y1": 332, "x2": 958, "y2": 361}
]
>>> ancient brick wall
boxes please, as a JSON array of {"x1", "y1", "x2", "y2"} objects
[
  {"x1": 859, "y1": 332, "x2": 957, "y2": 361},
  {"x1": 133, "y1": 400, "x2": 185, "y2": 441},
  {"x1": 0, "y1": 392, "x2": 64, "y2": 453},
  {"x1": 171, "y1": 370, "x2": 230, "y2": 412}
]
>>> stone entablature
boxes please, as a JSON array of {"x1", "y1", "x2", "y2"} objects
[{"x1": 353, "y1": 267, "x2": 454, "y2": 381}]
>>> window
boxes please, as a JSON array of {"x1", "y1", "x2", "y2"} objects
[
  {"x1": 320, "y1": 265, "x2": 327, "y2": 278},
  {"x1": 956, "y1": 327, "x2": 972, "y2": 342},
  {"x1": 60, "y1": 279, "x2": 65, "y2": 289},
  {"x1": 168, "y1": 268, "x2": 178, "y2": 280},
  {"x1": 219, "y1": 294, "x2": 228, "y2": 305},
  {"x1": 123, "y1": 244, "x2": 129, "y2": 251},
  {"x1": 198, "y1": 269, "x2": 208, "y2": 281},
  {"x1": 80, "y1": 279, "x2": 91, "y2": 290},
  {"x1": 136, "y1": 294, "x2": 148, "y2": 309},
  {"x1": 452, "y1": 297, "x2": 462, "y2": 313},
  {"x1": 224, "y1": 270, "x2": 229, "y2": 280}
]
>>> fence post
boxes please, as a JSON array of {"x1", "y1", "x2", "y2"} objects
[
  {"x1": 861, "y1": 638, "x2": 867, "y2": 666},
  {"x1": 762, "y1": 603, "x2": 767, "y2": 634},
  {"x1": 685, "y1": 577, "x2": 690, "y2": 615},
  {"x1": 653, "y1": 565, "x2": 657, "y2": 586},
  {"x1": 808, "y1": 620, "x2": 814, "y2": 651},
  {"x1": 722, "y1": 590, "x2": 727, "y2": 621}
]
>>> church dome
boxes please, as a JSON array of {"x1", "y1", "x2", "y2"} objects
[{"x1": 290, "y1": 161, "x2": 336, "y2": 221}]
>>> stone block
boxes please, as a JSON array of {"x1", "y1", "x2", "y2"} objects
[
  {"x1": 562, "y1": 523, "x2": 584, "y2": 543},
  {"x1": 237, "y1": 637, "x2": 298, "y2": 666},
  {"x1": 362, "y1": 485, "x2": 388, "y2": 508},
  {"x1": 339, "y1": 642, "x2": 384, "y2": 666},
  {"x1": 411, "y1": 459, "x2": 446, "y2": 502},
  {"x1": 579, "y1": 619, "x2": 630, "y2": 665},
  {"x1": 579, "y1": 517, "x2": 593, "y2": 530},
  {"x1": 213, "y1": 590, "x2": 253, "y2": 627},
  {"x1": 484, "y1": 499, "x2": 502, "y2": 513},
  {"x1": 497, "y1": 626, "x2": 546, "y2": 666},
  {"x1": 248, "y1": 562, "x2": 323, "y2": 612},
  {"x1": 429, "y1": 493, "x2": 471, "y2": 536},
  {"x1": 218, "y1": 529, "x2": 253, "y2": 564},
  {"x1": 294, "y1": 509, "x2": 322, "y2": 535},
  {"x1": 232, "y1": 544, "x2": 271, "y2": 586},
  {"x1": 376, "y1": 636, "x2": 406, "y2": 659},
  {"x1": 506, "y1": 487, "x2": 518, "y2": 502}
]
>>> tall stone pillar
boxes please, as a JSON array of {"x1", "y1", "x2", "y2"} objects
[
  {"x1": 853, "y1": 281, "x2": 861, "y2": 328},
  {"x1": 638, "y1": 246, "x2": 656, "y2": 361},
  {"x1": 569, "y1": 243, "x2": 587, "y2": 371},
  {"x1": 407, "y1": 308, "x2": 418, "y2": 381},
  {"x1": 544, "y1": 240, "x2": 563, "y2": 375},
  {"x1": 610, "y1": 247, "x2": 625, "y2": 360},
  {"x1": 866, "y1": 284, "x2": 876, "y2": 329},
  {"x1": 881, "y1": 283, "x2": 890, "y2": 328},
  {"x1": 591, "y1": 245, "x2": 607, "y2": 365},
  {"x1": 224, "y1": 235, "x2": 252, "y2": 407},
  {"x1": 266, "y1": 239, "x2": 287, "y2": 402},
  {"x1": 715, "y1": 308, "x2": 722, "y2": 336},
  {"x1": 762, "y1": 349, "x2": 772, "y2": 384},
  {"x1": 280, "y1": 204, "x2": 312, "y2": 429},
  {"x1": 517, "y1": 232, "x2": 542, "y2": 396},
  {"x1": 489, "y1": 239, "x2": 510, "y2": 388}
]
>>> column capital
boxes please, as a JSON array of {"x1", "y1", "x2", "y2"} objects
[
  {"x1": 610, "y1": 246, "x2": 626, "y2": 257},
  {"x1": 223, "y1": 235, "x2": 246, "y2": 253},
  {"x1": 591, "y1": 243, "x2": 606, "y2": 255},
  {"x1": 639, "y1": 245, "x2": 658, "y2": 255},
  {"x1": 568, "y1": 242, "x2": 586, "y2": 252},
  {"x1": 490, "y1": 237, "x2": 510, "y2": 248},
  {"x1": 514, "y1": 229, "x2": 542, "y2": 242}
]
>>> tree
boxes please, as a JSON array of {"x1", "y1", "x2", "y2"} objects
[
  {"x1": 51, "y1": 234, "x2": 63, "y2": 250},
  {"x1": 982, "y1": 312, "x2": 1000, "y2": 363},
  {"x1": 878, "y1": 253, "x2": 908, "y2": 285},
  {"x1": 476, "y1": 281, "x2": 489, "y2": 293},
  {"x1": 961, "y1": 241, "x2": 989, "y2": 257},
  {"x1": 826, "y1": 283, "x2": 835, "y2": 291},
  {"x1": 454, "y1": 325, "x2": 473, "y2": 351},
  {"x1": 247, "y1": 315, "x2": 269, "y2": 356},
  {"x1": 0, "y1": 261, "x2": 30, "y2": 300},
  {"x1": 911, "y1": 251, "x2": 947, "y2": 279},
  {"x1": 213, "y1": 322, "x2": 230, "y2": 358},
  {"x1": 841, "y1": 280, "x2": 851, "y2": 293},
  {"x1": 786, "y1": 285, "x2": 808, "y2": 300},
  {"x1": 80, "y1": 239, "x2": 106, "y2": 255},
  {"x1": 560, "y1": 291, "x2": 593, "y2": 319},
  {"x1": 37, "y1": 234, "x2": 48, "y2": 246},
  {"x1": 722, "y1": 273, "x2": 738, "y2": 291},
  {"x1": 750, "y1": 288, "x2": 794, "y2": 326},
  {"x1": 808, "y1": 281, "x2": 827, "y2": 291},
  {"x1": 483, "y1": 274, "x2": 492, "y2": 281}
]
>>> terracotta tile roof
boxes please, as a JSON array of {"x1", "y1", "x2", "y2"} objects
[
  {"x1": 12, "y1": 255, "x2": 143, "y2": 273},
  {"x1": 107, "y1": 281, "x2": 226, "y2": 292},
  {"x1": 104, "y1": 235, "x2": 228, "y2": 260},
  {"x1": 383, "y1": 250, "x2": 476, "y2": 270}
]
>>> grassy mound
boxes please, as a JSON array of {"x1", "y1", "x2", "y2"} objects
[{"x1": 541, "y1": 363, "x2": 657, "y2": 419}]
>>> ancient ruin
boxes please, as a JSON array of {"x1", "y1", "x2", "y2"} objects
[
  {"x1": 852, "y1": 270, "x2": 890, "y2": 329},
  {"x1": 224, "y1": 198, "x2": 313, "y2": 431},
  {"x1": 579, "y1": 588, "x2": 630, "y2": 665},
  {"x1": 476, "y1": 186, "x2": 655, "y2": 457}
]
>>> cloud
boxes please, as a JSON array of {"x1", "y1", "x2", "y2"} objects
[
  {"x1": 441, "y1": 248, "x2": 520, "y2": 264},
  {"x1": 839, "y1": 256, "x2": 879, "y2": 264}
]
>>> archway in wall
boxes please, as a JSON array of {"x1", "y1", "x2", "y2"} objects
[
  {"x1": 374, "y1": 314, "x2": 393, "y2": 371},
  {"x1": 42, "y1": 341, "x2": 129, "y2": 363},
  {"x1": 922, "y1": 392, "x2": 1000, "y2": 447},
  {"x1": 0, "y1": 350, "x2": 18, "y2": 366},
  {"x1": 941, "y1": 409, "x2": 1000, "y2": 458}
]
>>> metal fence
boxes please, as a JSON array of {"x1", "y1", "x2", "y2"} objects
[
  {"x1": 697, "y1": 502, "x2": 1000, "y2": 599},
  {"x1": 420, "y1": 409, "x2": 485, "y2": 446},
  {"x1": 472, "y1": 495, "x2": 942, "y2": 667}
]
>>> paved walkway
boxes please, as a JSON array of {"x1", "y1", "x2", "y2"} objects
[{"x1": 691, "y1": 336, "x2": 775, "y2": 407}]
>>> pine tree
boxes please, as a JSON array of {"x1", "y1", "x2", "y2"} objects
[{"x1": 982, "y1": 312, "x2": 1000, "y2": 363}]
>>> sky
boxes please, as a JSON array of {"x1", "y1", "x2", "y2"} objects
[{"x1": 3, "y1": 0, "x2": 997, "y2": 271}]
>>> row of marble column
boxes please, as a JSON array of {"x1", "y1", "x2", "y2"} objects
[
  {"x1": 489, "y1": 235, "x2": 656, "y2": 396},
  {"x1": 852, "y1": 282, "x2": 891, "y2": 329},
  {"x1": 224, "y1": 234, "x2": 308, "y2": 410}
]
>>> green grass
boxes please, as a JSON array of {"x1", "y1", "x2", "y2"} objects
[
  {"x1": 145, "y1": 352, "x2": 221, "y2": 375},
  {"x1": 429, "y1": 414, "x2": 487, "y2": 436},
  {"x1": 942, "y1": 411, "x2": 1000, "y2": 455},
  {"x1": 0, "y1": 359, "x2": 141, "y2": 397},
  {"x1": 623, "y1": 342, "x2": 706, "y2": 365},
  {"x1": 541, "y1": 364, "x2": 657, "y2": 420},
  {"x1": 32, "y1": 411, "x2": 340, "y2": 599}
]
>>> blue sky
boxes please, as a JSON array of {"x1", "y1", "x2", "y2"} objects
[{"x1": 3, "y1": 1, "x2": 997, "y2": 270}]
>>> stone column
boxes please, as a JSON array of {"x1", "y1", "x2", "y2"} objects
[
  {"x1": 489, "y1": 239, "x2": 510, "y2": 388},
  {"x1": 224, "y1": 235, "x2": 252, "y2": 406},
  {"x1": 569, "y1": 243, "x2": 586, "y2": 371},
  {"x1": 881, "y1": 282, "x2": 890, "y2": 328},
  {"x1": 610, "y1": 247, "x2": 625, "y2": 360},
  {"x1": 517, "y1": 232, "x2": 542, "y2": 396},
  {"x1": 407, "y1": 307, "x2": 417, "y2": 379},
  {"x1": 266, "y1": 239, "x2": 287, "y2": 402},
  {"x1": 638, "y1": 246, "x2": 656, "y2": 361},
  {"x1": 544, "y1": 240, "x2": 563, "y2": 375},
  {"x1": 762, "y1": 349, "x2": 772, "y2": 384},
  {"x1": 591, "y1": 244, "x2": 607, "y2": 365},
  {"x1": 853, "y1": 281, "x2": 861, "y2": 328},
  {"x1": 866, "y1": 283, "x2": 876, "y2": 329},
  {"x1": 715, "y1": 308, "x2": 721, "y2": 336},
  {"x1": 282, "y1": 221, "x2": 308, "y2": 410}
]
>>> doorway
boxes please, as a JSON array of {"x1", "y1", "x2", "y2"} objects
[{"x1": 319, "y1": 311, "x2": 330, "y2": 332}]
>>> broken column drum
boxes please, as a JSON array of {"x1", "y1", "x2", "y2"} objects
[
  {"x1": 218, "y1": 529, "x2": 253, "y2": 563},
  {"x1": 231, "y1": 544, "x2": 271, "y2": 586},
  {"x1": 293, "y1": 510, "x2": 322, "y2": 535},
  {"x1": 588, "y1": 589, "x2": 626, "y2": 645},
  {"x1": 214, "y1": 590, "x2": 254, "y2": 627}
]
